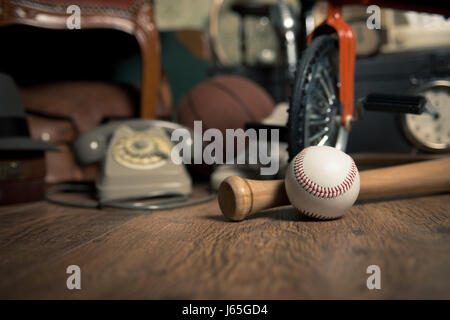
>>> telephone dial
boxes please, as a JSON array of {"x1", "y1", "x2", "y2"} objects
[{"x1": 47, "y1": 119, "x2": 215, "y2": 210}]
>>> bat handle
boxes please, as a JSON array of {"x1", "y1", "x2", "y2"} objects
[{"x1": 218, "y1": 176, "x2": 289, "y2": 221}]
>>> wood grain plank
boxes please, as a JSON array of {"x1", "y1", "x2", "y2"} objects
[
  {"x1": 0, "y1": 194, "x2": 448, "y2": 299},
  {"x1": 0, "y1": 201, "x2": 142, "y2": 288}
]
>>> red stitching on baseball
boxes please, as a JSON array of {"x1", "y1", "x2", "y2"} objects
[
  {"x1": 298, "y1": 208, "x2": 330, "y2": 220},
  {"x1": 293, "y1": 147, "x2": 357, "y2": 199}
]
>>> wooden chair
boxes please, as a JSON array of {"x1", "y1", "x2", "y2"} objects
[{"x1": 0, "y1": 0, "x2": 161, "y2": 118}]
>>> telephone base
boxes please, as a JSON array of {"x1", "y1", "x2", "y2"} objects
[{"x1": 96, "y1": 125, "x2": 192, "y2": 203}]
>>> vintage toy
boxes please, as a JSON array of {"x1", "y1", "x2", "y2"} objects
[{"x1": 287, "y1": 0, "x2": 450, "y2": 158}]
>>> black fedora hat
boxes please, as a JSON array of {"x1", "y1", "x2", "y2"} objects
[{"x1": 0, "y1": 73, "x2": 57, "y2": 151}]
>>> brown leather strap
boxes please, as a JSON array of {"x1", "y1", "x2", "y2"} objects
[
  {"x1": 27, "y1": 115, "x2": 76, "y2": 144},
  {"x1": 0, "y1": 155, "x2": 45, "y2": 181}
]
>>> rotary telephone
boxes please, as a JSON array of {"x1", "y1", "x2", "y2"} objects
[{"x1": 47, "y1": 119, "x2": 215, "y2": 210}]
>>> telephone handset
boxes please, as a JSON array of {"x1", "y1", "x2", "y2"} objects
[{"x1": 49, "y1": 119, "x2": 202, "y2": 209}]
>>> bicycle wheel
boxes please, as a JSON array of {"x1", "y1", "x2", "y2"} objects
[{"x1": 287, "y1": 35, "x2": 348, "y2": 159}]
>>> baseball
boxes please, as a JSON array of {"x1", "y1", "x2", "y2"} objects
[{"x1": 285, "y1": 146, "x2": 360, "y2": 219}]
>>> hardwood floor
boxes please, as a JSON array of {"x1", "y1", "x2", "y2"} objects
[{"x1": 0, "y1": 188, "x2": 448, "y2": 299}]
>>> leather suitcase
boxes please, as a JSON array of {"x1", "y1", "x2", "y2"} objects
[
  {"x1": 22, "y1": 81, "x2": 139, "y2": 183},
  {"x1": 0, "y1": 152, "x2": 46, "y2": 205}
]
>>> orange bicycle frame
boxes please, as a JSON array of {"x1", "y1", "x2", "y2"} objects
[{"x1": 308, "y1": 2, "x2": 356, "y2": 129}]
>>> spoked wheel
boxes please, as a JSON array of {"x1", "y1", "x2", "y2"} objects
[{"x1": 287, "y1": 35, "x2": 348, "y2": 159}]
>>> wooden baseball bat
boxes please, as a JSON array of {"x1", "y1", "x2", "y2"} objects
[{"x1": 218, "y1": 157, "x2": 450, "y2": 221}]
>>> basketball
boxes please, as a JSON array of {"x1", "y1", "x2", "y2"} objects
[{"x1": 177, "y1": 75, "x2": 274, "y2": 135}]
